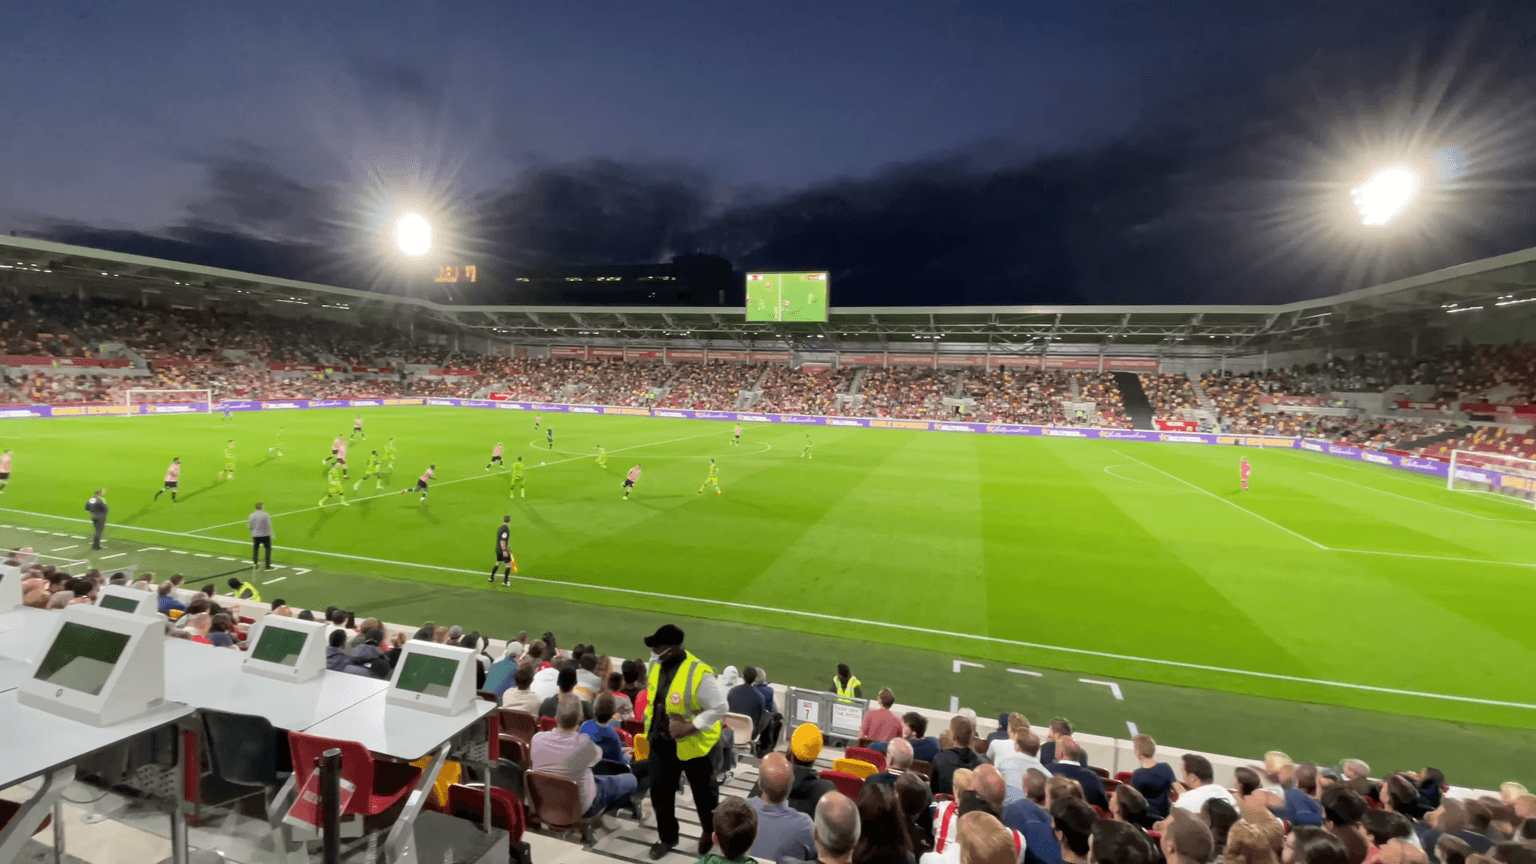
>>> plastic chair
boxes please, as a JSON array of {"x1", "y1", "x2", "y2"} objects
[
  {"x1": 499, "y1": 709, "x2": 539, "y2": 745},
  {"x1": 820, "y1": 769, "x2": 864, "y2": 799},
  {"x1": 833, "y1": 758, "x2": 878, "y2": 780},
  {"x1": 845, "y1": 747, "x2": 887, "y2": 773},
  {"x1": 909, "y1": 759, "x2": 933, "y2": 781},
  {"x1": 633, "y1": 733, "x2": 649, "y2": 762},
  {"x1": 537, "y1": 717, "x2": 557, "y2": 732},
  {"x1": 614, "y1": 728, "x2": 633, "y2": 747},
  {"x1": 286, "y1": 731, "x2": 422, "y2": 821},
  {"x1": 444, "y1": 783, "x2": 531, "y2": 864},
  {"x1": 1091, "y1": 766, "x2": 1111, "y2": 780},
  {"x1": 1115, "y1": 771, "x2": 1133, "y2": 785},
  {"x1": 202, "y1": 711, "x2": 289, "y2": 806},
  {"x1": 722, "y1": 713, "x2": 755, "y2": 752},
  {"x1": 0, "y1": 801, "x2": 51, "y2": 837},
  {"x1": 621, "y1": 719, "x2": 646, "y2": 737},
  {"x1": 524, "y1": 771, "x2": 595, "y2": 845}
]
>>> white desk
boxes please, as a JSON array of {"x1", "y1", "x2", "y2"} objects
[
  {"x1": 0, "y1": 691, "x2": 194, "y2": 864},
  {"x1": 162, "y1": 640, "x2": 388, "y2": 731},
  {"x1": 301, "y1": 692, "x2": 496, "y2": 762},
  {"x1": 0, "y1": 607, "x2": 52, "y2": 664}
]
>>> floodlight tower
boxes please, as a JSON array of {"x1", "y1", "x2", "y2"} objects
[{"x1": 394, "y1": 212, "x2": 432, "y2": 258}]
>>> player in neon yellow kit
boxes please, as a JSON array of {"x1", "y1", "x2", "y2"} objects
[
  {"x1": 596, "y1": 444, "x2": 608, "y2": 470},
  {"x1": 354, "y1": 450, "x2": 384, "y2": 490},
  {"x1": 219, "y1": 439, "x2": 236, "y2": 480},
  {"x1": 510, "y1": 456, "x2": 526, "y2": 499},
  {"x1": 697, "y1": 459, "x2": 721, "y2": 496},
  {"x1": 383, "y1": 437, "x2": 397, "y2": 469},
  {"x1": 319, "y1": 464, "x2": 348, "y2": 506}
]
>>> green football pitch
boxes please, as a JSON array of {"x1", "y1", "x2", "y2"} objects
[{"x1": 3, "y1": 408, "x2": 1534, "y2": 786}]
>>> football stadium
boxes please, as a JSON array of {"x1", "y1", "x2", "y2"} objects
[{"x1": 2, "y1": 224, "x2": 1535, "y2": 862}]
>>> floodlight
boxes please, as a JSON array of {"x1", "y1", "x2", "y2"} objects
[
  {"x1": 394, "y1": 212, "x2": 432, "y2": 257},
  {"x1": 1351, "y1": 166, "x2": 1419, "y2": 226}
]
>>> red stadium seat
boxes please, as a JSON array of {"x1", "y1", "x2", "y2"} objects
[
  {"x1": 845, "y1": 747, "x2": 887, "y2": 773},
  {"x1": 820, "y1": 770, "x2": 864, "y2": 799},
  {"x1": 287, "y1": 731, "x2": 421, "y2": 821}
]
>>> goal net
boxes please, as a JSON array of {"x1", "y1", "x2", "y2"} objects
[
  {"x1": 1447, "y1": 449, "x2": 1536, "y2": 507},
  {"x1": 125, "y1": 389, "x2": 213, "y2": 416}
]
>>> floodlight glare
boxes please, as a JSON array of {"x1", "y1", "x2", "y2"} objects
[
  {"x1": 394, "y1": 212, "x2": 432, "y2": 257},
  {"x1": 1351, "y1": 166, "x2": 1419, "y2": 226}
]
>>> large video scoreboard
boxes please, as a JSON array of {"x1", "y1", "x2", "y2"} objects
[{"x1": 746, "y1": 272, "x2": 829, "y2": 322}]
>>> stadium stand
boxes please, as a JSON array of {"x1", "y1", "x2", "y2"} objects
[{"x1": 3, "y1": 564, "x2": 1524, "y2": 864}]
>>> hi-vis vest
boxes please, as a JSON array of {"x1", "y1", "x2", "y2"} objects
[
  {"x1": 237, "y1": 584, "x2": 261, "y2": 603},
  {"x1": 646, "y1": 652, "x2": 722, "y2": 761},
  {"x1": 833, "y1": 675, "x2": 861, "y2": 697}
]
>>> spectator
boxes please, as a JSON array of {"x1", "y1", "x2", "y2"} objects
[
  {"x1": 576, "y1": 651, "x2": 603, "y2": 700},
  {"x1": 815, "y1": 792, "x2": 861, "y2": 864},
  {"x1": 1284, "y1": 825, "x2": 1350, "y2": 864},
  {"x1": 529, "y1": 693, "x2": 638, "y2": 823},
  {"x1": 581, "y1": 694, "x2": 629, "y2": 764},
  {"x1": 869, "y1": 738, "x2": 914, "y2": 786},
  {"x1": 932, "y1": 715, "x2": 986, "y2": 796},
  {"x1": 955, "y1": 811, "x2": 1021, "y2": 864},
  {"x1": 1160, "y1": 810, "x2": 1216, "y2": 864},
  {"x1": 157, "y1": 580, "x2": 186, "y2": 616},
  {"x1": 207, "y1": 613, "x2": 239, "y2": 648},
  {"x1": 484, "y1": 644, "x2": 522, "y2": 701},
  {"x1": 1130, "y1": 735, "x2": 1175, "y2": 818},
  {"x1": 1041, "y1": 719, "x2": 1076, "y2": 767},
  {"x1": 854, "y1": 781, "x2": 917, "y2": 864},
  {"x1": 782, "y1": 724, "x2": 838, "y2": 817},
  {"x1": 1416, "y1": 799, "x2": 1496, "y2": 857},
  {"x1": 748, "y1": 752, "x2": 817, "y2": 864},
  {"x1": 1202, "y1": 798, "x2": 1240, "y2": 860},
  {"x1": 1049, "y1": 738, "x2": 1108, "y2": 810},
  {"x1": 1226, "y1": 814, "x2": 1285, "y2": 864},
  {"x1": 1435, "y1": 836, "x2": 1471, "y2": 864},
  {"x1": 995, "y1": 731, "x2": 1046, "y2": 794},
  {"x1": 1002, "y1": 768, "x2": 1053, "y2": 833},
  {"x1": 987, "y1": 715, "x2": 1029, "y2": 762},
  {"x1": 729, "y1": 667, "x2": 768, "y2": 743},
  {"x1": 1108, "y1": 783, "x2": 1155, "y2": 830},
  {"x1": 860, "y1": 689, "x2": 904, "y2": 745},
  {"x1": 501, "y1": 663, "x2": 542, "y2": 712},
  {"x1": 698, "y1": 797, "x2": 758, "y2": 864},
  {"x1": 1091, "y1": 820, "x2": 1155, "y2": 864},
  {"x1": 342, "y1": 628, "x2": 391, "y2": 679},
  {"x1": 601, "y1": 671, "x2": 635, "y2": 725},
  {"x1": 1363, "y1": 810, "x2": 1428, "y2": 864},
  {"x1": 897, "y1": 773, "x2": 936, "y2": 853},
  {"x1": 539, "y1": 665, "x2": 593, "y2": 721},
  {"x1": 832, "y1": 663, "x2": 863, "y2": 699},
  {"x1": 1274, "y1": 763, "x2": 1326, "y2": 827},
  {"x1": 1053, "y1": 798, "x2": 1098, "y2": 864},
  {"x1": 751, "y1": 667, "x2": 783, "y2": 753},
  {"x1": 346, "y1": 618, "x2": 381, "y2": 652},
  {"x1": 183, "y1": 612, "x2": 214, "y2": 644},
  {"x1": 1173, "y1": 753, "x2": 1235, "y2": 814}
]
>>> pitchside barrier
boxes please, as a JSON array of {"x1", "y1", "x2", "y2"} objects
[{"x1": 9, "y1": 394, "x2": 1536, "y2": 495}]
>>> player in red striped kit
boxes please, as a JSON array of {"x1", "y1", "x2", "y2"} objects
[{"x1": 622, "y1": 463, "x2": 641, "y2": 500}]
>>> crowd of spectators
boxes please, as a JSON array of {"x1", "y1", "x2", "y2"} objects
[
  {"x1": 755, "y1": 366, "x2": 857, "y2": 416},
  {"x1": 9, "y1": 548, "x2": 1533, "y2": 863},
  {"x1": 1139, "y1": 374, "x2": 1202, "y2": 423},
  {"x1": 851, "y1": 367, "x2": 955, "y2": 419},
  {"x1": 657, "y1": 362, "x2": 765, "y2": 411},
  {"x1": 1078, "y1": 374, "x2": 1134, "y2": 429},
  {"x1": 968, "y1": 370, "x2": 1071, "y2": 426}
]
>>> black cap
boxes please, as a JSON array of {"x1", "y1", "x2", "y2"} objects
[{"x1": 643, "y1": 624, "x2": 685, "y2": 648}]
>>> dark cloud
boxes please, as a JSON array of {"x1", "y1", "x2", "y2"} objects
[
  {"x1": 350, "y1": 57, "x2": 442, "y2": 117},
  {"x1": 26, "y1": 5, "x2": 1536, "y2": 307}
]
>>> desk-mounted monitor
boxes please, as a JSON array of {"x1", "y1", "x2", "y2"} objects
[
  {"x1": 241, "y1": 616, "x2": 326, "y2": 684},
  {"x1": 386, "y1": 641, "x2": 476, "y2": 716},
  {"x1": 18, "y1": 605, "x2": 165, "y2": 727}
]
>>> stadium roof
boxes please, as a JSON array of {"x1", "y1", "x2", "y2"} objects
[{"x1": 3, "y1": 234, "x2": 1534, "y2": 357}]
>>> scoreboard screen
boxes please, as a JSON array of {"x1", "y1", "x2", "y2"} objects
[{"x1": 746, "y1": 272, "x2": 829, "y2": 322}]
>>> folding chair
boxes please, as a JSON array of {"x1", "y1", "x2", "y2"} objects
[{"x1": 524, "y1": 771, "x2": 596, "y2": 846}]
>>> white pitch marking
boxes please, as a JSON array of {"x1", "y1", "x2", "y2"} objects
[
  {"x1": 949, "y1": 696, "x2": 960, "y2": 713},
  {"x1": 3, "y1": 504, "x2": 1536, "y2": 711},
  {"x1": 1080, "y1": 679, "x2": 1124, "y2": 700},
  {"x1": 293, "y1": 568, "x2": 311, "y2": 575},
  {"x1": 139, "y1": 547, "x2": 165, "y2": 552},
  {"x1": 1126, "y1": 721, "x2": 1140, "y2": 738},
  {"x1": 98, "y1": 553, "x2": 126, "y2": 560},
  {"x1": 1308, "y1": 471, "x2": 1534, "y2": 523},
  {"x1": 264, "y1": 577, "x2": 286, "y2": 584},
  {"x1": 1330, "y1": 547, "x2": 1536, "y2": 569},
  {"x1": 1112, "y1": 449, "x2": 1327, "y2": 549},
  {"x1": 193, "y1": 553, "x2": 213, "y2": 558},
  {"x1": 1007, "y1": 668, "x2": 1043, "y2": 677},
  {"x1": 50, "y1": 545, "x2": 79, "y2": 552},
  {"x1": 953, "y1": 660, "x2": 984, "y2": 674}
]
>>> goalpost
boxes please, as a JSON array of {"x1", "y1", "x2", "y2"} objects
[
  {"x1": 125, "y1": 388, "x2": 214, "y2": 416},
  {"x1": 1447, "y1": 449, "x2": 1536, "y2": 508}
]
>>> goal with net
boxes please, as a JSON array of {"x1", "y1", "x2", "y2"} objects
[
  {"x1": 125, "y1": 389, "x2": 213, "y2": 416},
  {"x1": 1447, "y1": 449, "x2": 1536, "y2": 507}
]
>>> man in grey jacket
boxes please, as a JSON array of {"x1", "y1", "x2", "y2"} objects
[
  {"x1": 85, "y1": 489, "x2": 109, "y2": 550},
  {"x1": 248, "y1": 503, "x2": 273, "y2": 569}
]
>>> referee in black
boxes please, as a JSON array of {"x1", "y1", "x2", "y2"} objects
[
  {"x1": 490, "y1": 516, "x2": 515, "y2": 585},
  {"x1": 248, "y1": 502, "x2": 274, "y2": 569}
]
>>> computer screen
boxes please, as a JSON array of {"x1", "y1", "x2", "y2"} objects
[
  {"x1": 34, "y1": 622, "x2": 131, "y2": 696},
  {"x1": 98, "y1": 594, "x2": 140, "y2": 614},
  {"x1": 250, "y1": 624, "x2": 309, "y2": 667},
  {"x1": 395, "y1": 652, "x2": 459, "y2": 697}
]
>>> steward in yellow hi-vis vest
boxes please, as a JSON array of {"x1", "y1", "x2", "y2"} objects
[
  {"x1": 832, "y1": 663, "x2": 863, "y2": 699},
  {"x1": 642, "y1": 624, "x2": 728, "y2": 857}
]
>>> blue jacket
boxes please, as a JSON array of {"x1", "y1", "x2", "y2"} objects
[{"x1": 1271, "y1": 788, "x2": 1324, "y2": 826}]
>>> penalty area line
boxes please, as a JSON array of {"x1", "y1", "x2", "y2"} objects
[
  {"x1": 1112, "y1": 449, "x2": 1327, "y2": 549},
  {"x1": 1, "y1": 505, "x2": 1534, "y2": 711}
]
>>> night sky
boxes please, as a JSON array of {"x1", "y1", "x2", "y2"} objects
[{"x1": 5, "y1": 1, "x2": 1536, "y2": 305}]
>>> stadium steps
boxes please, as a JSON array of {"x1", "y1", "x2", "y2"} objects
[
  {"x1": 1188, "y1": 373, "x2": 1216, "y2": 409},
  {"x1": 849, "y1": 367, "x2": 867, "y2": 395},
  {"x1": 1111, "y1": 371, "x2": 1157, "y2": 430},
  {"x1": 1398, "y1": 424, "x2": 1473, "y2": 450}
]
